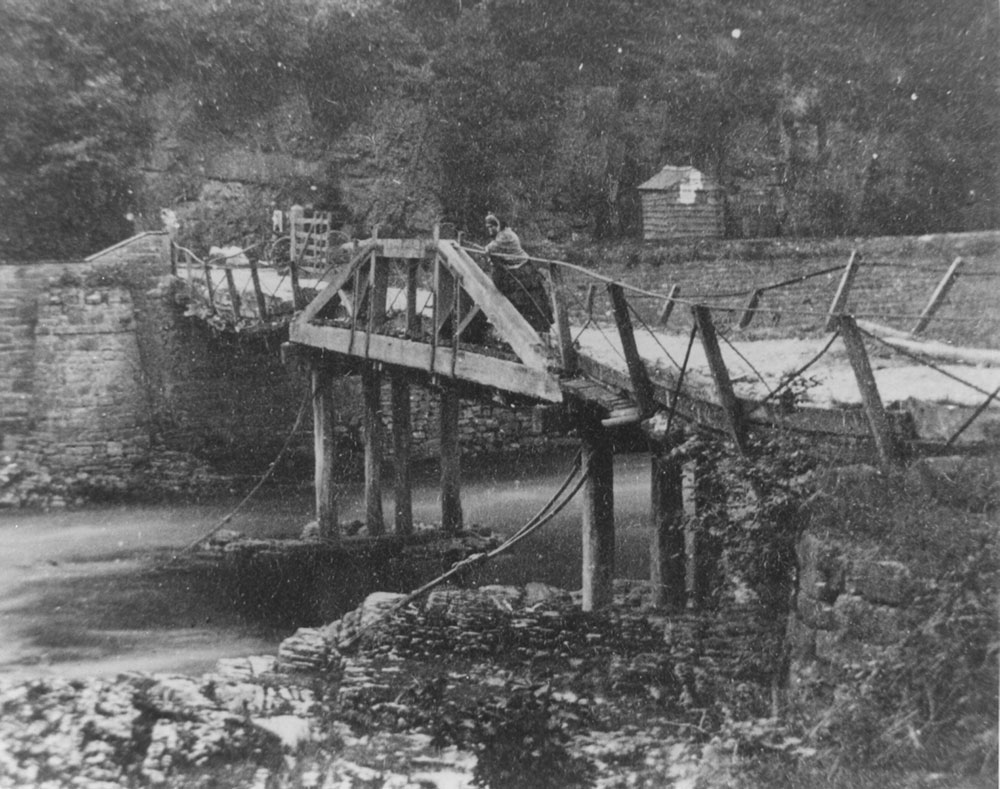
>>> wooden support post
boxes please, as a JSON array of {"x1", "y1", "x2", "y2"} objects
[
  {"x1": 682, "y1": 461, "x2": 699, "y2": 607},
  {"x1": 362, "y1": 364, "x2": 385, "y2": 535},
  {"x1": 440, "y1": 382, "x2": 463, "y2": 534},
  {"x1": 658, "y1": 284, "x2": 680, "y2": 326},
  {"x1": 224, "y1": 267, "x2": 242, "y2": 320},
  {"x1": 249, "y1": 259, "x2": 269, "y2": 321},
  {"x1": 838, "y1": 315, "x2": 902, "y2": 466},
  {"x1": 737, "y1": 288, "x2": 763, "y2": 329},
  {"x1": 692, "y1": 305, "x2": 749, "y2": 455},
  {"x1": 430, "y1": 256, "x2": 440, "y2": 373},
  {"x1": 608, "y1": 283, "x2": 656, "y2": 417},
  {"x1": 547, "y1": 263, "x2": 577, "y2": 374},
  {"x1": 581, "y1": 422, "x2": 615, "y2": 611},
  {"x1": 312, "y1": 357, "x2": 338, "y2": 539},
  {"x1": 825, "y1": 250, "x2": 861, "y2": 331},
  {"x1": 391, "y1": 375, "x2": 413, "y2": 535},
  {"x1": 650, "y1": 448, "x2": 685, "y2": 608},
  {"x1": 912, "y1": 256, "x2": 963, "y2": 335}
]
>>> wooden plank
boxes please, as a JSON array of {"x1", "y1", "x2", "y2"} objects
[
  {"x1": 912, "y1": 257, "x2": 963, "y2": 335},
  {"x1": 838, "y1": 316, "x2": 902, "y2": 466},
  {"x1": 362, "y1": 364, "x2": 385, "y2": 534},
  {"x1": 651, "y1": 449, "x2": 685, "y2": 608},
  {"x1": 312, "y1": 358, "x2": 339, "y2": 539},
  {"x1": 437, "y1": 241, "x2": 551, "y2": 371},
  {"x1": 391, "y1": 375, "x2": 413, "y2": 535},
  {"x1": 379, "y1": 238, "x2": 436, "y2": 259},
  {"x1": 825, "y1": 250, "x2": 861, "y2": 331},
  {"x1": 692, "y1": 305, "x2": 750, "y2": 455},
  {"x1": 440, "y1": 382, "x2": 463, "y2": 533},
  {"x1": 609, "y1": 283, "x2": 656, "y2": 417},
  {"x1": 289, "y1": 322, "x2": 563, "y2": 402},
  {"x1": 547, "y1": 263, "x2": 577, "y2": 374},
  {"x1": 581, "y1": 422, "x2": 615, "y2": 611}
]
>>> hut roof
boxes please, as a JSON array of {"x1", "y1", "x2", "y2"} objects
[{"x1": 638, "y1": 165, "x2": 705, "y2": 192}]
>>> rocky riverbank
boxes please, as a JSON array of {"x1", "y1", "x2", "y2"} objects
[{"x1": 0, "y1": 580, "x2": 787, "y2": 789}]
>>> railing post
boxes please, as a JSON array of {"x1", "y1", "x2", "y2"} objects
[
  {"x1": 825, "y1": 250, "x2": 861, "y2": 331},
  {"x1": 608, "y1": 282, "x2": 655, "y2": 418},
  {"x1": 547, "y1": 263, "x2": 577, "y2": 374},
  {"x1": 912, "y1": 256, "x2": 963, "y2": 335},
  {"x1": 692, "y1": 305, "x2": 749, "y2": 456},
  {"x1": 224, "y1": 267, "x2": 242, "y2": 320},
  {"x1": 657, "y1": 284, "x2": 680, "y2": 326},
  {"x1": 249, "y1": 259, "x2": 269, "y2": 321},
  {"x1": 838, "y1": 315, "x2": 902, "y2": 466}
]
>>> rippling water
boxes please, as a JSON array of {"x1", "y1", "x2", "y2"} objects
[{"x1": 0, "y1": 449, "x2": 655, "y2": 678}]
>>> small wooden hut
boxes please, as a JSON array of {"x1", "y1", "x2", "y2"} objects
[{"x1": 637, "y1": 165, "x2": 724, "y2": 241}]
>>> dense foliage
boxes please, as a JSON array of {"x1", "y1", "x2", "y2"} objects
[{"x1": 1, "y1": 0, "x2": 997, "y2": 258}]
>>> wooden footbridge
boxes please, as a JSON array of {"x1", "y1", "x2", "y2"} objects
[{"x1": 273, "y1": 231, "x2": 1000, "y2": 610}]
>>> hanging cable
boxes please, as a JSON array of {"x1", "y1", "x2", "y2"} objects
[
  {"x1": 664, "y1": 323, "x2": 699, "y2": 436},
  {"x1": 756, "y1": 330, "x2": 841, "y2": 406},
  {"x1": 178, "y1": 388, "x2": 311, "y2": 554},
  {"x1": 717, "y1": 327, "x2": 776, "y2": 399},
  {"x1": 858, "y1": 326, "x2": 997, "y2": 397},
  {"x1": 627, "y1": 300, "x2": 681, "y2": 370},
  {"x1": 338, "y1": 452, "x2": 590, "y2": 651}
]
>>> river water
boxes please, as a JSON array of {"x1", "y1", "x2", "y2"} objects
[{"x1": 0, "y1": 449, "x2": 654, "y2": 679}]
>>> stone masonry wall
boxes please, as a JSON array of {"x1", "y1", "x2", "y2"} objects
[
  {"x1": 785, "y1": 455, "x2": 996, "y2": 691},
  {"x1": 0, "y1": 233, "x2": 554, "y2": 506}
]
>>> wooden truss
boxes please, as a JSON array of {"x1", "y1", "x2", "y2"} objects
[{"x1": 289, "y1": 238, "x2": 564, "y2": 402}]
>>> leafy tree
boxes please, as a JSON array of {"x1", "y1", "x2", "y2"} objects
[{"x1": 0, "y1": 0, "x2": 152, "y2": 259}]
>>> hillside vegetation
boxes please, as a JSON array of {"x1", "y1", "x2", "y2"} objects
[{"x1": 1, "y1": 0, "x2": 997, "y2": 259}]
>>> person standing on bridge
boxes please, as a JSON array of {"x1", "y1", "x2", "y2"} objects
[{"x1": 484, "y1": 213, "x2": 553, "y2": 334}]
